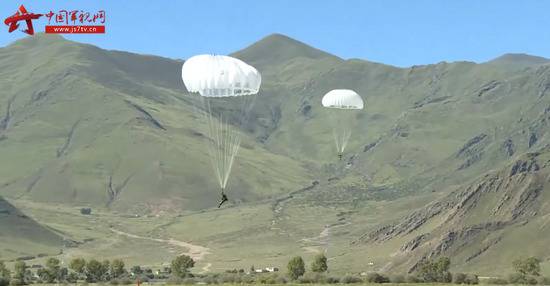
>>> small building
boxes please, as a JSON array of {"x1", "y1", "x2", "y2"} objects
[{"x1": 265, "y1": 267, "x2": 279, "y2": 272}]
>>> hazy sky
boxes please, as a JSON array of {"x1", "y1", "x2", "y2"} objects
[{"x1": 1, "y1": 0, "x2": 549, "y2": 67}]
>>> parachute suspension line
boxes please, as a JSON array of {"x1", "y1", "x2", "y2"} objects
[
  {"x1": 199, "y1": 93, "x2": 257, "y2": 191},
  {"x1": 221, "y1": 112, "x2": 241, "y2": 189},
  {"x1": 201, "y1": 98, "x2": 241, "y2": 191},
  {"x1": 202, "y1": 99, "x2": 224, "y2": 189},
  {"x1": 332, "y1": 126, "x2": 352, "y2": 156},
  {"x1": 340, "y1": 126, "x2": 352, "y2": 153},
  {"x1": 328, "y1": 109, "x2": 352, "y2": 158}
]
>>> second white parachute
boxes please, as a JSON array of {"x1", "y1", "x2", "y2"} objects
[{"x1": 321, "y1": 89, "x2": 364, "y2": 159}]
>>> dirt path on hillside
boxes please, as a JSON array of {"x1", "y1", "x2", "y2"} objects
[
  {"x1": 110, "y1": 228, "x2": 211, "y2": 261},
  {"x1": 300, "y1": 221, "x2": 351, "y2": 254}
]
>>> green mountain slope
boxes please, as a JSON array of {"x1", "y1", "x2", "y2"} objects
[
  {"x1": 0, "y1": 197, "x2": 62, "y2": 260},
  {"x1": 0, "y1": 34, "x2": 311, "y2": 212}
]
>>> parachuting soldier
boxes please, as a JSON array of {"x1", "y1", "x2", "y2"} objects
[
  {"x1": 218, "y1": 191, "x2": 228, "y2": 208},
  {"x1": 182, "y1": 55, "x2": 261, "y2": 208}
]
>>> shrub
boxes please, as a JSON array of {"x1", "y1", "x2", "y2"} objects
[
  {"x1": 0, "y1": 278, "x2": 9, "y2": 286},
  {"x1": 241, "y1": 275, "x2": 255, "y2": 284},
  {"x1": 325, "y1": 276, "x2": 340, "y2": 284},
  {"x1": 261, "y1": 274, "x2": 278, "y2": 284},
  {"x1": 297, "y1": 275, "x2": 313, "y2": 284},
  {"x1": 66, "y1": 273, "x2": 78, "y2": 283},
  {"x1": 9, "y1": 279, "x2": 23, "y2": 286},
  {"x1": 389, "y1": 274, "x2": 405, "y2": 283},
  {"x1": 508, "y1": 275, "x2": 537, "y2": 285},
  {"x1": 275, "y1": 275, "x2": 287, "y2": 284},
  {"x1": 405, "y1": 274, "x2": 422, "y2": 283},
  {"x1": 301, "y1": 272, "x2": 326, "y2": 283},
  {"x1": 165, "y1": 276, "x2": 183, "y2": 285},
  {"x1": 80, "y1": 208, "x2": 92, "y2": 215},
  {"x1": 201, "y1": 275, "x2": 218, "y2": 284},
  {"x1": 233, "y1": 275, "x2": 243, "y2": 284},
  {"x1": 179, "y1": 278, "x2": 196, "y2": 285},
  {"x1": 218, "y1": 273, "x2": 236, "y2": 284},
  {"x1": 453, "y1": 273, "x2": 467, "y2": 284},
  {"x1": 464, "y1": 274, "x2": 479, "y2": 284},
  {"x1": 508, "y1": 273, "x2": 528, "y2": 284},
  {"x1": 340, "y1": 275, "x2": 363, "y2": 283},
  {"x1": 365, "y1": 272, "x2": 389, "y2": 283},
  {"x1": 485, "y1": 277, "x2": 508, "y2": 285}
]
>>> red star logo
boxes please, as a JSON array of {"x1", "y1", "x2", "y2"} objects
[{"x1": 4, "y1": 5, "x2": 43, "y2": 35}]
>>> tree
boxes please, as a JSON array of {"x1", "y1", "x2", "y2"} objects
[
  {"x1": 287, "y1": 256, "x2": 305, "y2": 280},
  {"x1": 0, "y1": 261, "x2": 10, "y2": 286},
  {"x1": 57, "y1": 267, "x2": 68, "y2": 282},
  {"x1": 311, "y1": 253, "x2": 328, "y2": 273},
  {"x1": 41, "y1": 258, "x2": 61, "y2": 283},
  {"x1": 101, "y1": 260, "x2": 110, "y2": 280},
  {"x1": 513, "y1": 257, "x2": 541, "y2": 276},
  {"x1": 416, "y1": 257, "x2": 452, "y2": 282},
  {"x1": 130, "y1": 266, "x2": 142, "y2": 276},
  {"x1": 85, "y1": 259, "x2": 103, "y2": 282},
  {"x1": 69, "y1": 258, "x2": 86, "y2": 275},
  {"x1": 0, "y1": 262, "x2": 10, "y2": 279},
  {"x1": 110, "y1": 259, "x2": 125, "y2": 279},
  {"x1": 36, "y1": 269, "x2": 50, "y2": 283},
  {"x1": 13, "y1": 261, "x2": 27, "y2": 285},
  {"x1": 171, "y1": 255, "x2": 195, "y2": 278}
]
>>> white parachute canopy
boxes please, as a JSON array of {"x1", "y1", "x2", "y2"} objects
[
  {"x1": 321, "y1": 89, "x2": 364, "y2": 157},
  {"x1": 322, "y1": 89, "x2": 364, "y2": 109},
  {"x1": 182, "y1": 55, "x2": 261, "y2": 97},
  {"x1": 181, "y1": 55, "x2": 261, "y2": 192}
]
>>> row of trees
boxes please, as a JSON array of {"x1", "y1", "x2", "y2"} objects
[
  {"x1": 285, "y1": 255, "x2": 464, "y2": 283},
  {"x1": 0, "y1": 254, "x2": 196, "y2": 286},
  {"x1": 67, "y1": 257, "x2": 127, "y2": 282},
  {"x1": 2, "y1": 254, "x2": 547, "y2": 285},
  {"x1": 0, "y1": 258, "x2": 127, "y2": 285}
]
